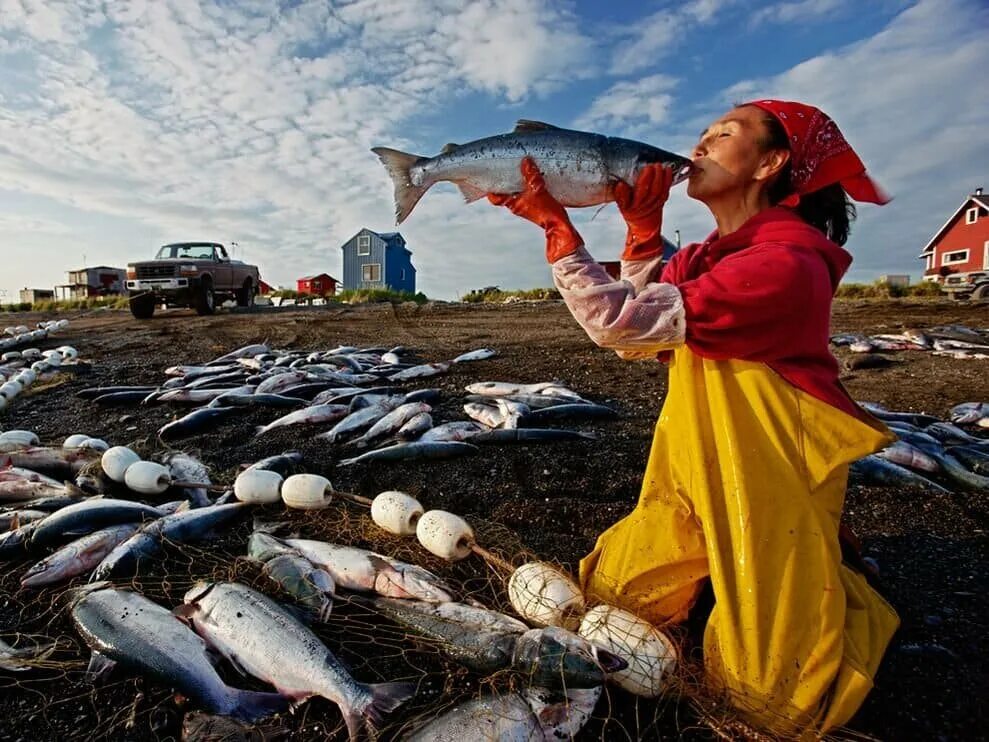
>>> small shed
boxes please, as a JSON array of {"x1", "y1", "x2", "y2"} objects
[
  {"x1": 19, "y1": 288, "x2": 54, "y2": 304},
  {"x1": 919, "y1": 187, "x2": 989, "y2": 282},
  {"x1": 297, "y1": 274, "x2": 338, "y2": 296}
]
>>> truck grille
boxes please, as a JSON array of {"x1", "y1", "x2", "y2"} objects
[{"x1": 135, "y1": 265, "x2": 177, "y2": 279}]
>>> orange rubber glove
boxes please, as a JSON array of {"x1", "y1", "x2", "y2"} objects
[
  {"x1": 488, "y1": 157, "x2": 583, "y2": 263},
  {"x1": 613, "y1": 163, "x2": 673, "y2": 262}
]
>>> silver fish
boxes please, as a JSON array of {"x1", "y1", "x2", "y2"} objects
[
  {"x1": 418, "y1": 422, "x2": 485, "y2": 442},
  {"x1": 254, "y1": 404, "x2": 350, "y2": 437},
  {"x1": 950, "y1": 402, "x2": 989, "y2": 425},
  {"x1": 396, "y1": 412, "x2": 433, "y2": 440},
  {"x1": 30, "y1": 499, "x2": 166, "y2": 548},
  {"x1": 316, "y1": 402, "x2": 397, "y2": 444},
  {"x1": 337, "y1": 441, "x2": 479, "y2": 466},
  {"x1": 372, "y1": 120, "x2": 690, "y2": 223},
  {"x1": 387, "y1": 362, "x2": 450, "y2": 382},
  {"x1": 0, "y1": 635, "x2": 55, "y2": 672},
  {"x1": 464, "y1": 402, "x2": 505, "y2": 428},
  {"x1": 451, "y1": 348, "x2": 498, "y2": 363},
  {"x1": 850, "y1": 455, "x2": 950, "y2": 494},
  {"x1": 349, "y1": 402, "x2": 432, "y2": 448},
  {"x1": 71, "y1": 586, "x2": 285, "y2": 721},
  {"x1": 284, "y1": 539, "x2": 454, "y2": 601},
  {"x1": 180, "y1": 582, "x2": 413, "y2": 741},
  {"x1": 876, "y1": 441, "x2": 940, "y2": 473},
  {"x1": 21, "y1": 524, "x2": 139, "y2": 587},
  {"x1": 163, "y1": 451, "x2": 212, "y2": 508},
  {"x1": 262, "y1": 554, "x2": 335, "y2": 622}
]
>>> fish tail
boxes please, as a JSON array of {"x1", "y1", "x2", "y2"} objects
[
  {"x1": 361, "y1": 680, "x2": 416, "y2": 732},
  {"x1": 370, "y1": 147, "x2": 429, "y2": 224},
  {"x1": 226, "y1": 688, "x2": 288, "y2": 722},
  {"x1": 254, "y1": 425, "x2": 266, "y2": 437}
]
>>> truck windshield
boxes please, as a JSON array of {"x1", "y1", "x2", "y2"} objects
[{"x1": 155, "y1": 244, "x2": 217, "y2": 260}]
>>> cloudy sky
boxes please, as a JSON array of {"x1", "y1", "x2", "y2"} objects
[{"x1": 0, "y1": 0, "x2": 986, "y2": 301}]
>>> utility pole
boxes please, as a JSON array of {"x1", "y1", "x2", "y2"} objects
[{"x1": 674, "y1": 230, "x2": 681, "y2": 249}]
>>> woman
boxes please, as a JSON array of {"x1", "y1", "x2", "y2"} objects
[{"x1": 488, "y1": 100, "x2": 899, "y2": 736}]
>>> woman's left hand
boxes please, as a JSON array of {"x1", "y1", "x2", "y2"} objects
[
  {"x1": 613, "y1": 163, "x2": 673, "y2": 261},
  {"x1": 488, "y1": 157, "x2": 583, "y2": 263}
]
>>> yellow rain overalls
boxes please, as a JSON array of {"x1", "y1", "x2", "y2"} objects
[{"x1": 568, "y1": 210, "x2": 900, "y2": 736}]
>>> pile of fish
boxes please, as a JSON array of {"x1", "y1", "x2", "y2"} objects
[
  {"x1": 0, "y1": 320, "x2": 69, "y2": 353},
  {"x1": 1, "y1": 344, "x2": 82, "y2": 413},
  {"x1": 832, "y1": 324, "x2": 989, "y2": 361},
  {"x1": 79, "y1": 342, "x2": 616, "y2": 464},
  {"x1": 851, "y1": 401, "x2": 989, "y2": 492},
  {"x1": 0, "y1": 423, "x2": 629, "y2": 739}
]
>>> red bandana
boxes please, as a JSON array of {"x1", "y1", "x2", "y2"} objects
[{"x1": 745, "y1": 99, "x2": 890, "y2": 206}]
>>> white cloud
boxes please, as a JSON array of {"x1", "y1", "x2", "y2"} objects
[
  {"x1": 751, "y1": 0, "x2": 848, "y2": 26},
  {"x1": 609, "y1": 0, "x2": 732, "y2": 75},
  {"x1": 721, "y1": 0, "x2": 989, "y2": 277},
  {"x1": 575, "y1": 74, "x2": 679, "y2": 132}
]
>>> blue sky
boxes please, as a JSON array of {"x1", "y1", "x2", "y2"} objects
[{"x1": 1, "y1": 0, "x2": 986, "y2": 301}]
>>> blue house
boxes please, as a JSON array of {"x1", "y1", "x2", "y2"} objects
[{"x1": 341, "y1": 228, "x2": 416, "y2": 293}]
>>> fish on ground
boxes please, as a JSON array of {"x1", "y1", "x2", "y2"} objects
[
  {"x1": 254, "y1": 404, "x2": 350, "y2": 437},
  {"x1": 406, "y1": 686, "x2": 601, "y2": 742},
  {"x1": 283, "y1": 538, "x2": 454, "y2": 602},
  {"x1": 364, "y1": 597, "x2": 625, "y2": 689},
  {"x1": 347, "y1": 402, "x2": 433, "y2": 448},
  {"x1": 876, "y1": 441, "x2": 940, "y2": 473},
  {"x1": 180, "y1": 582, "x2": 413, "y2": 741},
  {"x1": 0, "y1": 447, "x2": 99, "y2": 478},
  {"x1": 450, "y1": 348, "x2": 498, "y2": 363},
  {"x1": 244, "y1": 451, "x2": 305, "y2": 477},
  {"x1": 950, "y1": 402, "x2": 989, "y2": 426},
  {"x1": 163, "y1": 452, "x2": 213, "y2": 508},
  {"x1": 469, "y1": 428, "x2": 599, "y2": 444},
  {"x1": 91, "y1": 503, "x2": 248, "y2": 581},
  {"x1": 261, "y1": 554, "x2": 336, "y2": 622},
  {"x1": 71, "y1": 586, "x2": 286, "y2": 721},
  {"x1": 21, "y1": 524, "x2": 139, "y2": 587},
  {"x1": 0, "y1": 635, "x2": 55, "y2": 672},
  {"x1": 418, "y1": 422, "x2": 485, "y2": 442},
  {"x1": 337, "y1": 441, "x2": 480, "y2": 466},
  {"x1": 30, "y1": 499, "x2": 168, "y2": 549},
  {"x1": 518, "y1": 402, "x2": 619, "y2": 425},
  {"x1": 372, "y1": 120, "x2": 690, "y2": 224},
  {"x1": 316, "y1": 402, "x2": 399, "y2": 444},
  {"x1": 396, "y1": 412, "x2": 433, "y2": 440},
  {"x1": 158, "y1": 406, "x2": 242, "y2": 442},
  {"x1": 850, "y1": 455, "x2": 950, "y2": 494},
  {"x1": 387, "y1": 362, "x2": 450, "y2": 382}
]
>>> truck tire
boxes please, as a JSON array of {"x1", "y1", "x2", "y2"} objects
[
  {"x1": 129, "y1": 294, "x2": 156, "y2": 319},
  {"x1": 236, "y1": 278, "x2": 255, "y2": 308},
  {"x1": 972, "y1": 284, "x2": 989, "y2": 301},
  {"x1": 195, "y1": 279, "x2": 216, "y2": 316}
]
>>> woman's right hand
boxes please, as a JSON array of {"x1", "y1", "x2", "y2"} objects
[{"x1": 613, "y1": 163, "x2": 673, "y2": 261}]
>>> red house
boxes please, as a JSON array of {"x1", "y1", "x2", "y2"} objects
[
  {"x1": 257, "y1": 279, "x2": 275, "y2": 295},
  {"x1": 919, "y1": 187, "x2": 989, "y2": 284},
  {"x1": 297, "y1": 273, "x2": 338, "y2": 296}
]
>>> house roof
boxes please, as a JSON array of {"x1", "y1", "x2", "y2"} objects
[
  {"x1": 341, "y1": 228, "x2": 412, "y2": 255},
  {"x1": 68, "y1": 266, "x2": 126, "y2": 272},
  {"x1": 298, "y1": 273, "x2": 338, "y2": 282},
  {"x1": 919, "y1": 192, "x2": 989, "y2": 257}
]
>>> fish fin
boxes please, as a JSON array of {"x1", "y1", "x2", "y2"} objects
[
  {"x1": 9, "y1": 513, "x2": 19, "y2": 531},
  {"x1": 440, "y1": 142, "x2": 460, "y2": 154},
  {"x1": 85, "y1": 650, "x2": 117, "y2": 683},
  {"x1": 227, "y1": 689, "x2": 289, "y2": 723},
  {"x1": 370, "y1": 146, "x2": 430, "y2": 224},
  {"x1": 254, "y1": 425, "x2": 266, "y2": 437},
  {"x1": 456, "y1": 182, "x2": 487, "y2": 204},
  {"x1": 514, "y1": 119, "x2": 561, "y2": 133},
  {"x1": 363, "y1": 681, "x2": 417, "y2": 731},
  {"x1": 171, "y1": 603, "x2": 198, "y2": 623}
]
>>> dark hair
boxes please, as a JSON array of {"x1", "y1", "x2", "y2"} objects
[{"x1": 758, "y1": 111, "x2": 857, "y2": 246}]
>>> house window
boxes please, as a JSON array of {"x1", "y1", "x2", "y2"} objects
[
  {"x1": 966, "y1": 207, "x2": 978, "y2": 224},
  {"x1": 357, "y1": 235, "x2": 371, "y2": 255},
  {"x1": 984, "y1": 240, "x2": 989, "y2": 270},
  {"x1": 362, "y1": 263, "x2": 381, "y2": 282},
  {"x1": 925, "y1": 254, "x2": 933, "y2": 271},
  {"x1": 400, "y1": 269, "x2": 405, "y2": 280},
  {"x1": 941, "y1": 250, "x2": 969, "y2": 266}
]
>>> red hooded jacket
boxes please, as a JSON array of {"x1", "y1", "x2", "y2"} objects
[{"x1": 659, "y1": 207, "x2": 864, "y2": 420}]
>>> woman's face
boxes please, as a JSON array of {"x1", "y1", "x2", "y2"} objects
[{"x1": 687, "y1": 105, "x2": 784, "y2": 202}]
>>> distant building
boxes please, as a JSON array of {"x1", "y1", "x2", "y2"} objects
[
  {"x1": 878, "y1": 274, "x2": 910, "y2": 288},
  {"x1": 296, "y1": 274, "x2": 338, "y2": 296},
  {"x1": 257, "y1": 279, "x2": 275, "y2": 295},
  {"x1": 600, "y1": 236, "x2": 680, "y2": 280},
  {"x1": 341, "y1": 229, "x2": 416, "y2": 293},
  {"x1": 19, "y1": 288, "x2": 54, "y2": 304},
  {"x1": 55, "y1": 266, "x2": 127, "y2": 300},
  {"x1": 919, "y1": 187, "x2": 989, "y2": 283}
]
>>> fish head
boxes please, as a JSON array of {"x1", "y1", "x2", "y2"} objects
[
  {"x1": 604, "y1": 138, "x2": 692, "y2": 188},
  {"x1": 524, "y1": 685, "x2": 602, "y2": 739},
  {"x1": 65, "y1": 581, "x2": 113, "y2": 609},
  {"x1": 183, "y1": 581, "x2": 217, "y2": 607},
  {"x1": 247, "y1": 531, "x2": 297, "y2": 562},
  {"x1": 512, "y1": 627, "x2": 626, "y2": 688}
]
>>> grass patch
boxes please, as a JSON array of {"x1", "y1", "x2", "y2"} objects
[
  {"x1": 835, "y1": 281, "x2": 943, "y2": 299},
  {"x1": 462, "y1": 287, "x2": 562, "y2": 303},
  {"x1": 3, "y1": 297, "x2": 128, "y2": 313}
]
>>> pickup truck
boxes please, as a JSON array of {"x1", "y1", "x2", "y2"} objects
[
  {"x1": 125, "y1": 242, "x2": 261, "y2": 318},
  {"x1": 940, "y1": 271, "x2": 989, "y2": 302}
]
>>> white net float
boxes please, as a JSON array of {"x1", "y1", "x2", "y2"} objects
[
  {"x1": 30, "y1": 361, "x2": 50, "y2": 374},
  {"x1": 0, "y1": 430, "x2": 40, "y2": 450},
  {"x1": 578, "y1": 604, "x2": 678, "y2": 698},
  {"x1": 41, "y1": 352, "x2": 62, "y2": 368},
  {"x1": 124, "y1": 460, "x2": 172, "y2": 495},
  {"x1": 22, "y1": 348, "x2": 41, "y2": 360},
  {"x1": 0, "y1": 381, "x2": 22, "y2": 400},
  {"x1": 0, "y1": 395, "x2": 6, "y2": 412},
  {"x1": 56, "y1": 346, "x2": 78, "y2": 360},
  {"x1": 371, "y1": 491, "x2": 423, "y2": 536},
  {"x1": 63, "y1": 434, "x2": 91, "y2": 448},
  {"x1": 416, "y1": 510, "x2": 474, "y2": 561},
  {"x1": 234, "y1": 468, "x2": 284, "y2": 504},
  {"x1": 507, "y1": 562, "x2": 586, "y2": 630},
  {"x1": 0, "y1": 352, "x2": 20, "y2": 362},
  {"x1": 78, "y1": 438, "x2": 109, "y2": 452},
  {"x1": 281, "y1": 473, "x2": 333, "y2": 510},
  {"x1": 16, "y1": 369, "x2": 37, "y2": 386},
  {"x1": 102, "y1": 446, "x2": 142, "y2": 482}
]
